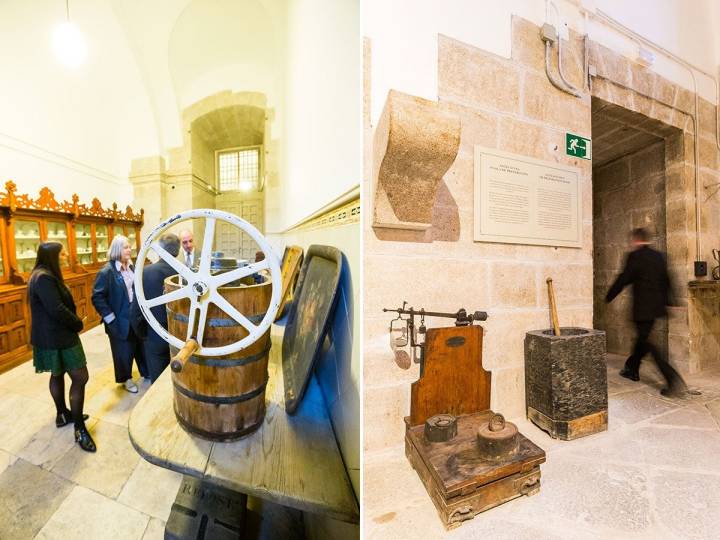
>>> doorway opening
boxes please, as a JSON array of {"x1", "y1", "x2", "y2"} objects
[{"x1": 591, "y1": 97, "x2": 683, "y2": 362}]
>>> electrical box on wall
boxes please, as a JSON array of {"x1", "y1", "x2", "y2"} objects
[{"x1": 695, "y1": 261, "x2": 708, "y2": 277}]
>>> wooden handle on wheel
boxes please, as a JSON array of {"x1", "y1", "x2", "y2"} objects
[
  {"x1": 171, "y1": 339, "x2": 199, "y2": 373},
  {"x1": 546, "y1": 278, "x2": 561, "y2": 336}
]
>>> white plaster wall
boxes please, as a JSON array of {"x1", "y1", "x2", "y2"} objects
[
  {"x1": 0, "y1": 0, "x2": 159, "y2": 205},
  {"x1": 167, "y1": 0, "x2": 284, "y2": 114},
  {"x1": 365, "y1": 0, "x2": 720, "y2": 125},
  {"x1": 281, "y1": 0, "x2": 361, "y2": 227}
]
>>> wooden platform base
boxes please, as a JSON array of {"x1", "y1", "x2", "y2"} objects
[
  {"x1": 527, "y1": 407, "x2": 608, "y2": 441},
  {"x1": 404, "y1": 410, "x2": 545, "y2": 529}
]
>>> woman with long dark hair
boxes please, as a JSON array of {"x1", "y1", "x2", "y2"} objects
[{"x1": 28, "y1": 242, "x2": 96, "y2": 452}]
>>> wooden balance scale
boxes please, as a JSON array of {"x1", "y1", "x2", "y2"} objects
[{"x1": 386, "y1": 305, "x2": 546, "y2": 529}]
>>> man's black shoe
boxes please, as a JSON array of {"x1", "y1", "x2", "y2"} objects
[{"x1": 619, "y1": 368, "x2": 639, "y2": 382}]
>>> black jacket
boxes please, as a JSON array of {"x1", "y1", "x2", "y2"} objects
[
  {"x1": 91, "y1": 261, "x2": 133, "y2": 340},
  {"x1": 606, "y1": 245, "x2": 672, "y2": 322},
  {"x1": 28, "y1": 268, "x2": 83, "y2": 349},
  {"x1": 130, "y1": 259, "x2": 178, "y2": 344}
]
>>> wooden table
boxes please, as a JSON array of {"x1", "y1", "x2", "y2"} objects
[{"x1": 128, "y1": 339, "x2": 359, "y2": 524}]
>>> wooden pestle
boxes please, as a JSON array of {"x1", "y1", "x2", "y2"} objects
[{"x1": 546, "y1": 278, "x2": 561, "y2": 336}]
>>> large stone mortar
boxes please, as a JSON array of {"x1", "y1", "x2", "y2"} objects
[{"x1": 524, "y1": 327, "x2": 608, "y2": 440}]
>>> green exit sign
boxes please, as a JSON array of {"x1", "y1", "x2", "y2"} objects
[{"x1": 566, "y1": 133, "x2": 591, "y2": 160}]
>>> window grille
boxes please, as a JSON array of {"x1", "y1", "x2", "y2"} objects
[{"x1": 217, "y1": 147, "x2": 260, "y2": 191}]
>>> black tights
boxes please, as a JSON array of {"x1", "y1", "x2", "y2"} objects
[{"x1": 49, "y1": 367, "x2": 89, "y2": 428}]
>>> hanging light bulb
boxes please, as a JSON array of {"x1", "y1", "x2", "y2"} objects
[{"x1": 52, "y1": 0, "x2": 87, "y2": 68}]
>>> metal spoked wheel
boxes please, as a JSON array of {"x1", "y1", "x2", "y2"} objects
[{"x1": 133, "y1": 209, "x2": 282, "y2": 357}]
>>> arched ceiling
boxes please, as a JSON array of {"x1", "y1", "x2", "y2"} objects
[
  {"x1": 191, "y1": 105, "x2": 265, "y2": 150},
  {"x1": 108, "y1": 0, "x2": 285, "y2": 151}
]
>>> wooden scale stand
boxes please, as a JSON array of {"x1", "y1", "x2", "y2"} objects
[{"x1": 385, "y1": 304, "x2": 546, "y2": 529}]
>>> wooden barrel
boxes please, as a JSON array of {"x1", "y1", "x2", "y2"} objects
[{"x1": 165, "y1": 275, "x2": 272, "y2": 441}]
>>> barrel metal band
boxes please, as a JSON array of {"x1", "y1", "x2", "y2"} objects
[
  {"x1": 187, "y1": 343, "x2": 272, "y2": 368},
  {"x1": 173, "y1": 378, "x2": 268, "y2": 404},
  {"x1": 170, "y1": 312, "x2": 266, "y2": 327}
]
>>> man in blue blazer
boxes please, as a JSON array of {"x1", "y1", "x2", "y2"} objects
[{"x1": 131, "y1": 234, "x2": 181, "y2": 382}]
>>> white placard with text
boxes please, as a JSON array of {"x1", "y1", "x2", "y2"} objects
[{"x1": 474, "y1": 147, "x2": 582, "y2": 248}]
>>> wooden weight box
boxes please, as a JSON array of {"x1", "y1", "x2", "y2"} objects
[{"x1": 402, "y1": 323, "x2": 546, "y2": 529}]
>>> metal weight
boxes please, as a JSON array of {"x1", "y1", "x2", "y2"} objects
[
  {"x1": 476, "y1": 413, "x2": 519, "y2": 462},
  {"x1": 424, "y1": 414, "x2": 458, "y2": 442}
]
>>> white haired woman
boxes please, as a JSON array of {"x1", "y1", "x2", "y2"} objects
[{"x1": 91, "y1": 234, "x2": 148, "y2": 392}]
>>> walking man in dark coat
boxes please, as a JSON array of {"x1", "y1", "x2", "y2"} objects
[
  {"x1": 131, "y1": 233, "x2": 181, "y2": 383},
  {"x1": 605, "y1": 228, "x2": 686, "y2": 396}
]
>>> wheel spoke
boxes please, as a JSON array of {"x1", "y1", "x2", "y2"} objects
[
  {"x1": 195, "y1": 302, "x2": 209, "y2": 347},
  {"x1": 199, "y1": 218, "x2": 215, "y2": 275},
  {"x1": 213, "y1": 259, "x2": 270, "y2": 287},
  {"x1": 185, "y1": 300, "x2": 198, "y2": 342},
  {"x1": 210, "y1": 291, "x2": 258, "y2": 333},
  {"x1": 145, "y1": 286, "x2": 192, "y2": 308},
  {"x1": 150, "y1": 242, "x2": 195, "y2": 281}
]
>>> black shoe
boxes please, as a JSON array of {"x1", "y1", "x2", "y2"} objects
[
  {"x1": 56, "y1": 411, "x2": 90, "y2": 428},
  {"x1": 74, "y1": 426, "x2": 97, "y2": 452},
  {"x1": 661, "y1": 385, "x2": 687, "y2": 398},
  {"x1": 619, "y1": 368, "x2": 640, "y2": 382}
]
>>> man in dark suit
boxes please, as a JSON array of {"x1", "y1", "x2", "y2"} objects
[
  {"x1": 131, "y1": 233, "x2": 181, "y2": 383},
  {"x1": 606, "y1": 228, "x2": 686, "y2": 396},
  {"x1": 179, "y1": 229, "x2": 202, "y2": 268}
]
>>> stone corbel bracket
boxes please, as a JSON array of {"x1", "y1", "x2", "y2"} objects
[{"x1": 373, "y1": 90, "x2": 461, "y2": 230}]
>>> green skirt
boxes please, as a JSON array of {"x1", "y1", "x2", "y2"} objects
[{"x1": 33, "y1": 342, "x2": 87, "y2": 376}]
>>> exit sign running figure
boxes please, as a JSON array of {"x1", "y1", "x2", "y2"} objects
[{"x1": 566, "y1": 133, "x2": 591, "y2": 160}]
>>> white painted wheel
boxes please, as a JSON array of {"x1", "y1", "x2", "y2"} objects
[{"x1": 133, "y1": 209, "x2": 281, "y2": 356}]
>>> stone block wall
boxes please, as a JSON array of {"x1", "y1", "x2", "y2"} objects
[
  {"x1": 364, "y1": 15, "x2": 720, "y2": 453},
  {"x1": 688, "y1": 283, "x2": 720, "y2": 372},
  {"x1": 592, "y1": 141, "x2": 667, "y2": 357},
  {"x1": 364, "y1": 17, "x2": 596, "y2": 453}
]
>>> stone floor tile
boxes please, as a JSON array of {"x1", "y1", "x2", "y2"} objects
[
  {"x1": 363, "y1": 446, "x2": 430, "y2": 519},
  {"x1": 0, "y1": 363, "x2": 36, "y2": 393},
  {"x1": 0, "y1": 458, "x2": 74, "y2": 540},
  {"x1": 17, "y1": 416, "x2": 99, "y2": 470},
  {"x1": 0, "y1": 448, "x2": 17, "y2": 475},
  {"x1": 651, "y1": 470, "x2": 720, "y2": 539},
  {"x1": 649, "y1": 404, "x2": 719, "y2": 430},
  {"x1": 9, "y1": 370, "x2": 61, "y2": 402},
  {"x1": 35, "y1": 485, "x2": 150, "y2": 540},
  {"x1": 51, "y1": 419, "x2": 140, "y2": 498},
  {"x1": 608, "y1": 389, "x2": 678, "y2": 425},
  {"x1": 509, "y1": 457, "x2": 652, "y2": 535},
  {"x1": 118, "y1": 458, "x2": 183, "y2": 521},
  {"x1": 706, "y1": 399, "x2": 720, "y2": 429},
  {"x1": 84, "y1": 381, "x2": 148, "y2": 427},
  {"x1": 629, "y1": 426, "x2": 720, "y2": 472},
  {"x1": 367, "y1": 509, "x2": 572, "y2": 540},
  {"x1": 141, "y1": 518, "x2": 166, "y2": 540},
  {"x1": 0, "y1": 393, "x2": 56, "y2": 454}
]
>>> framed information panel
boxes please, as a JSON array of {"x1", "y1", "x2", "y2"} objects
[{"x1": 474, "y1": 147, "x2": 582, "y2": 248}]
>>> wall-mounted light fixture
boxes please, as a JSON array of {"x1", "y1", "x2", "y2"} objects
[{"x1": 52, "y1": 0, "x2": 87, "y2": 68}]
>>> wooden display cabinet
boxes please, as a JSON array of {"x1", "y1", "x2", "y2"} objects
[{"x1": 0, "y1": 182, "x2": 143, "y2": 373}]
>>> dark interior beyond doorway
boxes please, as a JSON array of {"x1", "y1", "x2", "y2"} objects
[{"x1": 591, "y1": 97, "x2": 671, "y2": 359}]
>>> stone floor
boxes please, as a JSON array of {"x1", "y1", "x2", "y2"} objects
[
  {"x1": 364, "y1": 354, "x2": 720, "y2": 539},
  {"x1": 0, "y1": 325, "x2": 182, "y2": 540}
]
